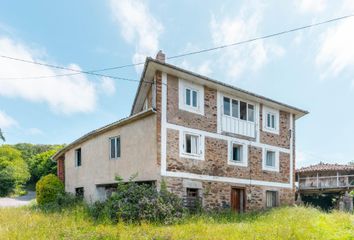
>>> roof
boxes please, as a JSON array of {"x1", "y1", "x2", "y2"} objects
[
  {"x1": 297, "y1": 163, "x2": 354, "y2": 173},
  {"x1": 52, "y1": 108, "x2": 156, "y2": 160},
  {"x1": 131, "y1": 57, "x2": 309, "y2": 118}
]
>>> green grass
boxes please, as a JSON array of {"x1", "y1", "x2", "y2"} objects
[{"x1": 0, "y1": 206, "x2": 353, "y2": 240}]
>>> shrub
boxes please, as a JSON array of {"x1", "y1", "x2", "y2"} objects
[
  {"x1": 87, "y1": 176, "x2": 186, "y2": 224},
  {"x1": 36, "y1": 174, "x2": 64, "y2": 206}
]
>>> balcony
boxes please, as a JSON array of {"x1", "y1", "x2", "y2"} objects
[
  {"x1": 221, "y1": 115, "x2": 256, "y2": 138},
  {"x1": 298, "y1": 174, "x2": 354, "y2": 191}
]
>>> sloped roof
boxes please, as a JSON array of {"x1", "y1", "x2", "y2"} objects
[
  {"x1": 297, "y1": 162, "x2": 354, "y2": 173},
  {"x1": 52, "y1": 108, "x2": 156, "y2": 160},
  {"x1": 131, "y1": 57, "x2": 309, "y2": 118}
]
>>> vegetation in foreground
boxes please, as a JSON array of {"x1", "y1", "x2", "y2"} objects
[{"x1": 0, "y1": 205, "x2": 352, "y2": 240}]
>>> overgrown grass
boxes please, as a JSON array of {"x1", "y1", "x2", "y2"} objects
[{"x1": 0, "y1": 206, "x2": 352, "y2": 239}]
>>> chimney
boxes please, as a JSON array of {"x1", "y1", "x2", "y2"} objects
[{"x1": 155, "y1": 50, "x2": 165, "y2": 63}]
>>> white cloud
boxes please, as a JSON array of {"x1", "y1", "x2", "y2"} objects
[
  {"x1": 296, "y1": 0, "x2": 326, "y2": 13},
  {"x1": 316, "y1": 16, "x2": 354, "y2": 78},
  {"x1": 209, "y1": 4, "x2": 284, "y2": 80},
  {"x1": 180, "y1": 60, "x2": 213, "y2": 76},
  {"x1": 27, "y1": 127, "x2": 43, "y2": 135},
  {"x1": 110, "y1": 0, "x2": 163, "y2": 72},
  {"x1": 99, "y1": 77, "x2": 116, "y2": 96},
  {"x1": 0, "y1": 110, "x2": 18, "y2": 129},
  {"x1": 0, "y1": 36, "x2": 104, "y2": 114}
]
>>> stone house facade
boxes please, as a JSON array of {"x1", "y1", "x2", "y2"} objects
[{"x1": 53, "y1": 51, "x2": 308, "y2": 212}]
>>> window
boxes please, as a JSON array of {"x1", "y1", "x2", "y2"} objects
[
  {"x1": 266, "y1": 191, "x2": 277, "y2": 208},
  {"x1": 263, "y1": 149, "x2": 279, "y2": 171},
  {"x1": 223, "y1": 96, "x2": 254, "y2": 122},
  {"x1": 110, "y1": 137, "x2": 121, "y2": 159},
  {"x1": 266, "y1": 150, "x2": 276, "y2": 167},
  {"x1": 240, "y1": 101, "x2": 247, "y2": 120},
  {"x1": 232, "y1": 144, "x2": 242, "y2": 162},
  {"x1": 180, "y1": 131, "x2": 204, "y2": 160},
  {"x1": 263, "y1": 106, "x2": 279, "y2": 134},
  {"x1": 75, "y1": 148, "x2": 81, "y2": 167},
  {"x1": 75, "y1": 187, "x2": 84, "y2": 198},
  {"x1": 248, "y1": 105, "x2": 254, "y2": 122},
  {"x1": 228, "y1": 141, "x2": 248, "y2": 167},
  {"x1": 223, "y1": 97, "x2": 230, "y2": 116},
  {"x1": 185, "y1": 88, "x2": 198, "y2": 108},
  {"x1": 186, "y1": 188, "x2": 199, "y2": 198},
  {"x1": 179, "y1": 79, "x2": 204, "y2": 115},
  {"x1": 185, "y1": 134, "x2": 199, "y2": 155}
]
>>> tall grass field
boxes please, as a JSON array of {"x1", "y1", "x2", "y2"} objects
[{"x1": 0, "y1": 206, "x2": 353, "y2": 239}]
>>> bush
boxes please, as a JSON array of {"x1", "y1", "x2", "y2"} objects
[
  {"x1": 36, "y1": 174, "x2": 64, "y2": 206},
  {"x1": 87, "y1": 176, "x2": 186, "y2": 224}
]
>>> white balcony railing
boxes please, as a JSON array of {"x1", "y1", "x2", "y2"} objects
[
  {"x1": 298, "y1": 174, "x2": 354, "y2": 190},
  {"x1": 221, "y1": 115, "x2": 256, "y2": 138}
]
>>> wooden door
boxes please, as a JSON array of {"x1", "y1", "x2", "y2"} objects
[{"x1": 231, "y1": 188, "x2": 245, "y2": 213}]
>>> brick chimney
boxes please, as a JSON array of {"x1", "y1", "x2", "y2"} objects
[{"x1": 155, "y1": 50, "x2": 165, "y2": 63}]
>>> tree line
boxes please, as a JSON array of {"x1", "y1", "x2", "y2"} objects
[{"x1": 0, "y1": 143, "x2": 64, "y2": 196}]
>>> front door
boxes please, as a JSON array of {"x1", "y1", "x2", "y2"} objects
[{"x1": 231, "y1": 188, "x2": 245, "y2": 213}]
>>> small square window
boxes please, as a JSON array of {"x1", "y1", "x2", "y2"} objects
[
  {"x1": 266, "y1": 191, "x2": 277, "y2": 208},
  {"x1": 266, "y1": 150, "x2": 276, "y2": 167},
  {"x1": 75, "y1": 148, "x2": 81, "y2": 167},
  {"x1": 110, "y1": 137, "x2": 121, "y2": 159},
  {"x1": 75, "y1": 187, "x2": 84, "y2": 198},
  {"x1": 266, "y1": 112, "x2": 276, "y2": 129},
  {"x1": 185, "y1": 88, "x2": 198, "y2": 108}
]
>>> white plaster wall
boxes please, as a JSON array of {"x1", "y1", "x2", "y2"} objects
[{"x1": 64, "y1": 114, "x2": 158, "y2": 202}]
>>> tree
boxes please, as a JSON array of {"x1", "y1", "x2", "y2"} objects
[
  {"x1": 0, "y1": 145, "x2": 30, "y2": 196},
  {"x1": 28, "y1": 148, "x2": 61, "y2": 183}
]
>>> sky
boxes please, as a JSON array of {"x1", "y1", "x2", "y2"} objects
[{"x1": 0, "y1": 0, "x2": 354, "y2": 168}]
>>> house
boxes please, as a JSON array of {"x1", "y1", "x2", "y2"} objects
[
  {"x1": 296, "y1": 163, "x2": 354, "y2": 210},
  {"x1": 52, "y1": 51, "x2": 308, "y2": 212}
]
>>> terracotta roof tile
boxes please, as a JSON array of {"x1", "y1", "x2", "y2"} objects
[{"x1": 297, "y1": 162, "x2": 354, "y2": 173}]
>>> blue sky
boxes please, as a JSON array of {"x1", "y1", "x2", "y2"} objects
[{"x1": 0, "y1": 0, "x2": 353, "y2": 167}]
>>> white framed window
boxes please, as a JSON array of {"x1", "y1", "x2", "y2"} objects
[
  {"x1": 178, "y1": 79, "x2": 204, "y2": 115},
  {"x1": 263, "y1": 106, "x2": 279, "y2": 134},
  {"x1": 262, "y1": 148, "x2": 279, "y2": 172},
  {"x1": 180, "y1": 131, "x2": 204, "y2": 160},
  {"x1": 228, "y1": 141, "x2": 248, "y2": 167},
  {"x1": 75, "y1": 148, "x2": 81, "y2": 167},
  {"x1": 266, "y1": 191, "x2": 278, "y2": 208},
  {"x1": 110, "y1": 136, "x2": 121, "y2": 159},
  {"x1": 222, "y1": 96, "x2": 255, "y2": 122}
]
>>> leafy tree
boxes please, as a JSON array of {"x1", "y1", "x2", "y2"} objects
[
  {"x1": 28, "y1": 147, "x2": 61, "y2": 183},
  {"x1": 0, "y1": 145, "x2": 30, "y2": 196}
]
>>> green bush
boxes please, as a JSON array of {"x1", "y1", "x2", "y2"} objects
[
  {"x1": 36, "y1": 174, "x2": 64, "y2": 206},
  {"x1": 87, "y1": 176, "x2": 186, "y2": 224}
]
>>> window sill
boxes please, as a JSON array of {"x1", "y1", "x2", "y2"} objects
[
  {"x1": 263, "y1": 127, "x2": 279, "y2": 135},
  {"x1": 228, "y1": 160, "x2": 248, "y2": 167},
  {"x1": 181, "y1": 152, "x2": 204, "y2": 160},
  {"x1": 262, "y1": 166, "x2": 279, "y2": 172}
]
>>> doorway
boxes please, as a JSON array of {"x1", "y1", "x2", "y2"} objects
[{"x1": 231, "y1": 188, "x2": 245, "y2": 213}]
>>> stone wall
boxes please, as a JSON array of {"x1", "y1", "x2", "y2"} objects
[
  {"x1": 167, "y1": 74, "x2": 218, "y2": 133},
  {"x1": 260, "y1": 105, "x2": 291, "y2": 149},
  {"x1": 162, "y1": 177, "x2": 294, "y2": 212},
  {"x1": 166, "y1": 129, "x2": 290, "y2": 183}
]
